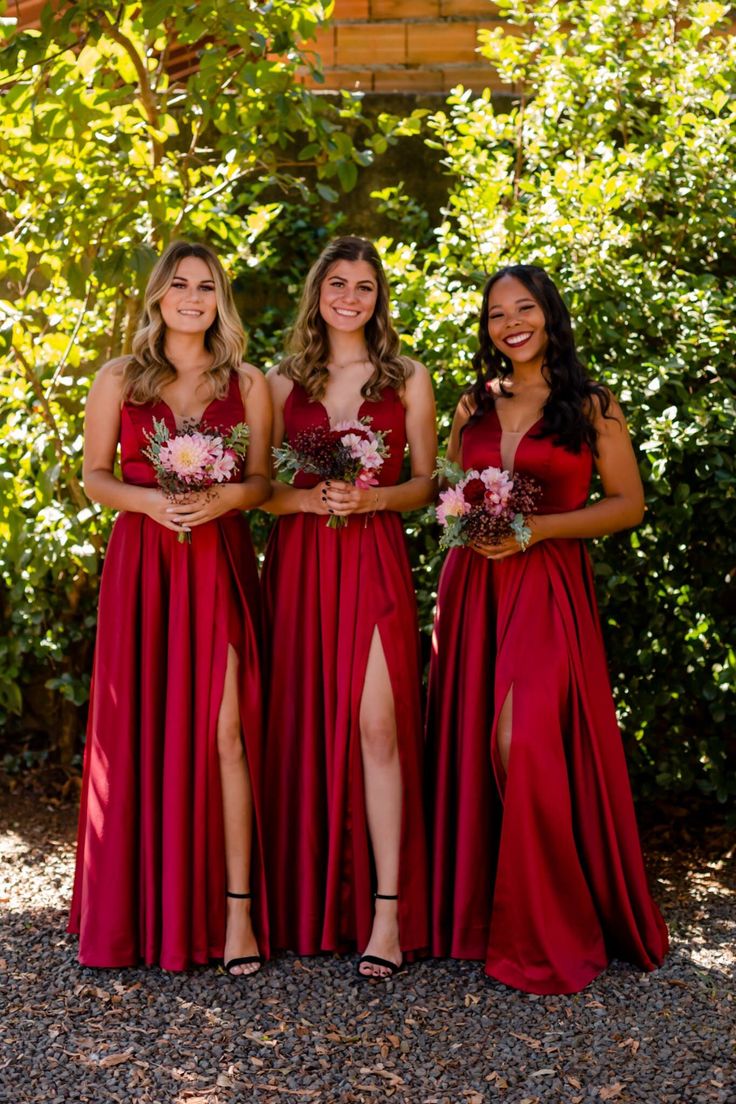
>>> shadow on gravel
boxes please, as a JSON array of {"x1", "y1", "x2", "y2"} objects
[
  {"x1": 1, "y1": 787, "x2": 735, "y2": 1104},
  {"x1": 2, "y1": 904, "x2": 734, "y2": 1104}
]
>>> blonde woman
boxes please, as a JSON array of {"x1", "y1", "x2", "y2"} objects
[
  {"x1": 68, "y1": 241, "x2": 272, "y2": 976},
  {"x1": 262, "y1": 236, "x2": 437, "y2": 978}
]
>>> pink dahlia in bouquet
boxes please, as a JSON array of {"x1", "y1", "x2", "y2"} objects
[
  {"x1": 273, "y1": 417, "x2": 390, "y2": 529},
  {"x1": 434, "y1": 457, "x2": 541, "y2": 552},
  {"x1": 143, "y1": 418, "x2": 249, "y2": 542}
]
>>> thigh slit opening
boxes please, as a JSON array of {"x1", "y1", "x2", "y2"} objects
[
  {"x1": 358, "y1": 625, "x2": 402, "y2": 904},
  {"x1": 491, "y1": 682, "x2": 514, "y2": 800}
]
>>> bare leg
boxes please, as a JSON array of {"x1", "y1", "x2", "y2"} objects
[
  {"x1": 218, "y1": 645, "x2": 260, "y2": 976},
  {"x1": 497, "y1": 685, "x2": 514, "y2": 773},
  {"x1": 358, "y1": 628, "x2": 402, "y2": 978}
]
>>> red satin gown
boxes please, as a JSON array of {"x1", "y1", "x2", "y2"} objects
[
  {"x1": 262, "y1": 382, "x2": 429, "y2": 957},
  {"x1": 427, "y1": 407, "x2": 668, "y2": 994},
  {"x1": 68, "y1": 372, "x2": 269, "y2": 970}
]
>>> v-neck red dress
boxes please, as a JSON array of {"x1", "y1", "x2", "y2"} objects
[
  {"x1": 261, "y1": 382, "x2": 429, "y2": 957},
  {"x1": 68, "y1": 372, "x2": 269, "y2": 969},
  {"x1": 426, "y1": 407, "x2": 668, "y2": 993}
]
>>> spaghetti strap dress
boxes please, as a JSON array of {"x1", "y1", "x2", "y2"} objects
[
  {"x1": 427, "y1": 407, "x2": 668, "y2": 994},
  {"x1": 67, "y1": 372, "x2": 269, "y2": 970},
  {"x1": 261, "y1": 382, "x2": 429, "y2": 957}
]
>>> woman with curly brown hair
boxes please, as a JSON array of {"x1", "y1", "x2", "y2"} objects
[
  {"x1": 427, "y1": 264, "x2": 668, "y2": 993},
  {"x1": 262, "y1": 236, "x2": 437, "y2": 978},
  {"x1": 68, "y1": 241, "x2": 272, "y2": 976}
]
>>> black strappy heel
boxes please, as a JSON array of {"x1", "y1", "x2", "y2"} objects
[
  {"x1": 224, "y1": 891, "x2": 263, "y2": 977},
  {"x1": 357, "y1": 893, "x2": 404, "y2": 980}
]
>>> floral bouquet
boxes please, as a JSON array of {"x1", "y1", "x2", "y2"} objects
[
  {"x1": 273, "y1": 417, "x2": 390, "y2": 529},
  {"x1": 143, "y1": 418, "x2": 249, "y2": 542},
  {"x1": 434, "y1": 457, "x2": 541, "y2": 553}
]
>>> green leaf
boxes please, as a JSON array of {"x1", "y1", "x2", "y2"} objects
[{"x1": 315, "y1": 181, "x2": 339, "y2": 202}]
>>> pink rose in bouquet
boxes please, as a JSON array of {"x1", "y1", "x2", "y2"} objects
[{"x1": 434, "y1": 458, "x2": 541, "y2": 552}]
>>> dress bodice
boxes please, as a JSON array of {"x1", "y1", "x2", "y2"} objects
[
  {"x1": 284, "y1": 382, "x2": 408, "y2": 488},
  {"x1": 461, "y1": 407, "x2": 593, "y2": 514},
  {"x1": 119, "y1": 372, "x2": 246, "y2": 488}
]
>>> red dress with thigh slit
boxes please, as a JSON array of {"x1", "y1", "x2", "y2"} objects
[
  {"x1": 261, "y1": 382, "x2": 429, "y2": 956},
  {"x1": 427, "y1": 407, "x2": 668, "y2": 994},
  {"x1": 68, "y1": 372, "x2": 269, "y2": 970}
]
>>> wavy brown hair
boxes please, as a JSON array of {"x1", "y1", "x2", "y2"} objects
[
  {"x1": 278, "y1": 236, "x2": 412, "y2": 401},
  {"x1": 124, "y1": 241, "x2": 246, "y2": 404},
  {"x1": 464, "y1": 264, "x2": 612, "y2": 454}
]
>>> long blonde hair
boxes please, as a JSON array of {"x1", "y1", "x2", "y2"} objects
[
  {"x1": 124, "y1": 241, "x2": 245, "y2": 404},
  {"x1": 278, "y1": 236, "x2": 412, "y2": 400}
]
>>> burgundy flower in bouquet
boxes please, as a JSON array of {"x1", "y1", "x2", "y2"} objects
[
  {"x1": 434, "y1": 458, "x2": 541, "y2": 552},
  {"x1": 273, "y1": 417, "x2": 390, "y2": 529}
]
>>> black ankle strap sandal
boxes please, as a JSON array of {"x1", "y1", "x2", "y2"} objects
[
  {"x1": 224, "y1": 890, "x2": 263, "y2": 977},
  {"x1": 357, "y1": 893, "x2": 404, "y2": 980}
]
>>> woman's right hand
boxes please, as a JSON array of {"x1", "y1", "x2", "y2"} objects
[
  {"x1": 138, "y1": 488, "x2": 191, "y2": 534},
  {"x1": 299, "y1": 481, "x2": 332, "y2": 516}
]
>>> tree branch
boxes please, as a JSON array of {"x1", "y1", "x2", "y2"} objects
[
  {"x1": 47, "y1": 283, "x2": 95, "y2": 399},
  {"x1": 99, "y1": 13, "x2": 162, "y2": 169},
  {"x1": 0, "y1": 33, "x2": 89, "y2": 89},
  {"x1": 122, "y1": 294, "x2": 140, "y2": 355},
  {"x1": 10, "y1": 346, "x2": 90, "y2": 517},
  {"x1": 512, "y1": 89, "x2": 527, "y2": 206}
]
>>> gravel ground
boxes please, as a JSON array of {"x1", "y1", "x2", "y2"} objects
[{"x1": 1, "y1": 786, "x2": 733, "y2": 1104}]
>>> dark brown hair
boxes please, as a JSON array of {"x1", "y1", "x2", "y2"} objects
[{"x1": 465, "y1": 264, "x2": 612, "y2": 453}]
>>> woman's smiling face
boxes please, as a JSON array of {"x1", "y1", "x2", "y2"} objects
[
  {"x1": 486, "y1": 275, "x2": 548, "y2": 368},
  {"x1": 318, "y1": 259, "x2": 378, "y2": 333},
  {"x1": 159, "y1": 256, "x2": 218, "y2": 335}
]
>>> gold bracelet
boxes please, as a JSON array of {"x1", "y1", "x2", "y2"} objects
[{"x1": 365, "y1": 489, "x2": 380, "y2": 528}]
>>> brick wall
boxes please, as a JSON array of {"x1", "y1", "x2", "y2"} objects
[
  {"x1": 305, "y1": 0, "x2": 504, "y2": 94},
  {"x1": 12, "y1": 0, "x2": 504, "y2": 94}
]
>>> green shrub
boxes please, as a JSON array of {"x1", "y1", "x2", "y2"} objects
[
  {"x1": 375, "y1": 0, "x2": 736, "y2": 804},
  {"x1": 2, "y1": 0, "x2": 734, "y2": 811},
  {"x1": 0, "y1": 1, "x2": 394, "y2": 761}
]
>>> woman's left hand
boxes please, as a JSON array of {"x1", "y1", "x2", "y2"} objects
[
  {"x1": 322, "y1": 480, "x2": 382, "y2": 518},
  {"x1": 166, "y1": 485, "x2": 238, "y2": 529}
]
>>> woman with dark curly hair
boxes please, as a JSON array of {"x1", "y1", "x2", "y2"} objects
[
  {"x1": 427, "y1": 264, "x2": 668, "y2": 994},
  {"x1": 262, "y1": 236, "x2": 436, "y2": 978}
]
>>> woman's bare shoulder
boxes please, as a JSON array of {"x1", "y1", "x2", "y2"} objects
[
  {"x1": 89, "y1": 356, "x2": 130, "y2": 399},
  {"x1": 265, "y1": 364, "x2": 295, "y2": 401},
  {"x1": 97, "y1": 355, "x2": 130, "y2": 380},
  {"x1": 456, "y1": 392, "x2": 477, "y2": 422},
  {"x1": 236, "y1": 362, "x2": 268, "y2": 401}
]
